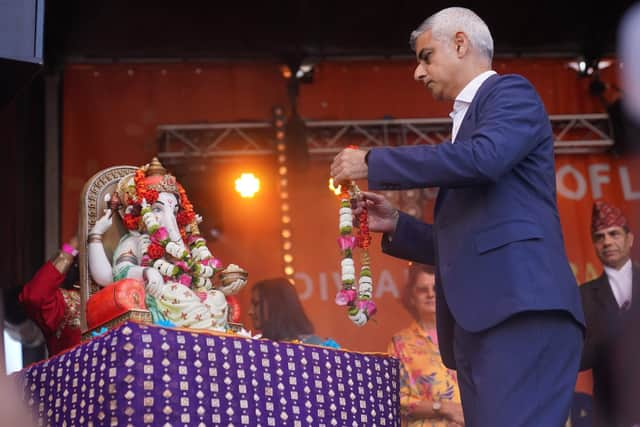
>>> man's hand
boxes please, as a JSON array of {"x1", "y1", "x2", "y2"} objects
[
  {"x1": 330, "y1": 148, "x2": 368, "y2": 182},
  {"x1": 355, "y1": 191, "x2": 399, "y2": 235}
]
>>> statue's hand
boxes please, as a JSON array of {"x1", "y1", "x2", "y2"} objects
[
  {"x1": 90, "y1": 208, "x2": 113, "y2": 235},
  {"x1": 143, "y1": 267, "x2": 165, "y2": 298},
  {"x1": 219, "y1": 277, "x2": 247, "y2": 296}
]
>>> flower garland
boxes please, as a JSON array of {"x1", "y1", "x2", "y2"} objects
[
  {"x1": 335, "y1": 178, "x2": 377, "y2": 326},
  {"x1": 122, "y1": 167, "x2": 222, "y2": 291}
]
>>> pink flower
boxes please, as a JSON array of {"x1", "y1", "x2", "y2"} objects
[
  {"x1": 175, "y1": 261, "x2": 189, "y2": 272},
  {"x1": 188, "y1": 235, "x2": 204, "y2": 246},
  {"x1": 196, "y1": 291, "x2": 207, "y2": 302},
  {"x1": 178, "y1": 274, "x2": 192, "y2": 287},
  {"x1": 358, "y1": 300, "x2": 377, "y2": 318},
  {"x1": 207, "y1": 258, "x2": 223, "y2": 269},
  {"x1": 151, "y1": 227, "x2": 170, "y2": 245},
  {"x1": 337, "y1": 236, "x2": 356, "y2": 251},
  {"x1": 140, "y1": 255, "x2": 151, "y2": 266},
  {"x1": 335, "y1": 289, "x2": 357, "y2": 306}
]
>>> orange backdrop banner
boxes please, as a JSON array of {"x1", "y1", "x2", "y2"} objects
[{"x1": 60, "y1": 60, "x2": 638, "y2": 375}]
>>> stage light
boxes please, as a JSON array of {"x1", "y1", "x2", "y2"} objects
[
  {"x1": 328, "y1": 178, "x2": 342, "y2": 195},
  {"x1": 234, "y1": 173, "x2": 260, "y2": 198},
  {"x1": 568, "y1": 58, "x2": 613, "y2": 77},
  {"x1": 579, "y1": 60, "x2": 587, "y2": 73},
  {"x1": 280, "y1": 65, "x2": 292, "y2": 79},
  {"x1": 295, "y1": 63, "x2": 315, "y2": 84},
  {"x1": 273, "y1": 105, "x2": 298, "y2": 282}
]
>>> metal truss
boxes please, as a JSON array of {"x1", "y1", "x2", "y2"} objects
[{"x1": 157, "y1": 113, "x2": 613, "y2": 163}]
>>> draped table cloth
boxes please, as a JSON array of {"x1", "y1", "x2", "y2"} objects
[{"x1": 16, "y1": 322, "x2": 400, "y2": 426}]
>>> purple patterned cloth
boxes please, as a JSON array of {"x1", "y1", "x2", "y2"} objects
[{"x1": 16, "y1": 322, "x2": 400, "y2": 426}]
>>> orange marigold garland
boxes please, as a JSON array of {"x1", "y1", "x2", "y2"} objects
[{"x1": 176, "y1": 184, "x2": 196, "y2": 226}]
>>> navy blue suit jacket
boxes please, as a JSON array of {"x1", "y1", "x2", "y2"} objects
[{"x1": 368, "y1": 74, "x2": 585, "y2": 367}]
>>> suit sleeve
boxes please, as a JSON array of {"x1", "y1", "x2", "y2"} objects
[
  {"x1": 381, "y1": 211, "x2": 436, "y2": 266},
  {"x1": 19, "y1": 261, "x2": 66, "y2": 336},
  {"x1": 368, "y1": 75, "x2": 548, "y2": 189},
  {"x1": 579, "y1": 286, "x2": 599, "y2": 371}
]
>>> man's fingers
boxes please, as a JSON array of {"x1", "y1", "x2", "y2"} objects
[{"x1": 361, "y1": 191, "x2": 386, "y2": 203}]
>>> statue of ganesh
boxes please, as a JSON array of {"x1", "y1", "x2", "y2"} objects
[{"x1": 87, "y1": 157, "x2": 247, "y2": 331}]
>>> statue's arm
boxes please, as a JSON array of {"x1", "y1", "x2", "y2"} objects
[
  {"x1": 88, "y1": 240, "x2": 114, "y2": 286},
  {"x1": 111, "y1": 234, "x2": 144, "y2": 281},
  {"x1": 111, "y1": 236, "x2": 164, "y2": 298},
  {"x1": 88, "y1": 209, "x2": 116, "y2": 286}
]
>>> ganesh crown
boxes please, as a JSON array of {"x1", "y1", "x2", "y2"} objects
[
  {"x1": 115, "y1": 157, "x2": 199, "y2": 233},
  {"x1": 117, "y1": 157, "x2": 181, "y2": 205}
]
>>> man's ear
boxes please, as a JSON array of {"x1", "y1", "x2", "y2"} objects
[{"x1": 454, "y1": 31, "x2": 469, "y2": 57}]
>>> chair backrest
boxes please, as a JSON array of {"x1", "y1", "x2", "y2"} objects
[{"x1": 78, "y1": 166, "x2": 136, "y2": 331}]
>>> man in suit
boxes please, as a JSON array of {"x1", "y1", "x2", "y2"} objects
[
  {"x1": 580, "y1": 201, "x2": 639, "y2": 427},
  {"x1": 330, "y1": 7, "x2": 584, "y2": 426}
]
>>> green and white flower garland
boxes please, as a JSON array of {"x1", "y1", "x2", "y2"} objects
[{"x1": 335, "y1": 182, "x2": 377, "y2": 326}]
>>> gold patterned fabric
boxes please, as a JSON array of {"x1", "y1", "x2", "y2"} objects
[
  {"x1": 59, "y1": 289, "x2": 81, "y2": 334},
  {"x1": 17, "y1": 322, "x2": 401, "y2": 426}
]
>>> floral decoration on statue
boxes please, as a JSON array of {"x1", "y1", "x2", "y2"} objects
[{"x1": 118, "y1": 162, "x2": 223, "y2": 292}]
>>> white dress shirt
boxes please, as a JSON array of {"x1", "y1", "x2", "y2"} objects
[
  {"x1": 449, "y1": 70, "x2": 497, "y2": 142},
  {"x1": 604, "y1": 259, "x2": 633, "y2": 308}
]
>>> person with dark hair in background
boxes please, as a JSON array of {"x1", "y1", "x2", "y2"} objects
[
  {"x1": 389, "y1": 263, "x2": 464, "y2": 427},
  {"x1": 19, "y1": 237, "x2": 81, "y2": 356},
  {"x1": 580, "y1": 201, "x2": 639, "y2": 427},
  {"x1": 330, "y1": 7, "x2": 584, "y2": 426},
  {"x1": 248, "y1": 277, "x2": 336, "y2": 347}
]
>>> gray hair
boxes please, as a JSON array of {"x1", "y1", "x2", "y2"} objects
[{"x1": 409, "y1": 7, "x2": 494, "y2": 62}]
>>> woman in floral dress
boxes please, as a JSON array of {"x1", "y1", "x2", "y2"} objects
[{"x1": 388, "y1": 263, "x2": 464, "y2": 427}]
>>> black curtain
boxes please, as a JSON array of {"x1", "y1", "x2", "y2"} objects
[{"x1": 0, "y1": 75, "x2": 47, "y2": 364}]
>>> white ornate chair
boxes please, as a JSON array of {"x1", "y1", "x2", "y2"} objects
[{"x1": 78, "y1": 165, "x2": 151, "y2": 335}]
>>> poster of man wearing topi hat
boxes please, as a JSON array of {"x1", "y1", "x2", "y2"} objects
[{"x1": 579, "y1": 200, "x2": 640, "y2": 427}]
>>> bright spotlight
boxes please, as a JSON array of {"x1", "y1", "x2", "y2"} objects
[
  {"x1": 235, "y1": 173, "x2": 260, "y2": 198},
  {"x1": 328, "y1": 178, "x2": 342, "y2": 195}
]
